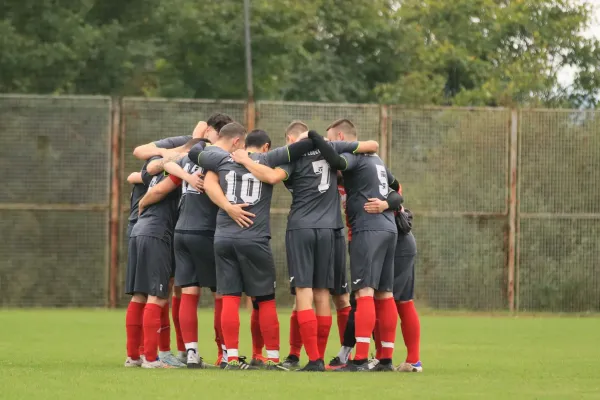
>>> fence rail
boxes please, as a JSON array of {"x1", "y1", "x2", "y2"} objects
[{"x1": 1, "y1": 95, "x2": 598, "y2": 312}]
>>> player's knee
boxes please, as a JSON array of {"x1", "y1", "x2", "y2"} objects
[
  {"x1": 181, "y1": 285, "x2": 200, "y2": 295},
  {"x1": 172, "y1": 286, "x2": 182, "y2": 297},
  {"x1": 222, "y1": 292, "x2": 242, "y2": 298},
  {"x1": 374, "y1": 291, "x2": 393, "y2": 300},
  {"x1": 210, "y1": 286, "x2": 217, "y2": 294},
  {"x1": 356, "y1": 287, "x2": 374, "y2": 298},
  {"x1": 332, "y1": 293, "x2": 350, "y2": 310},
  {"x1": 397, "y1": 299, "x2": 413, "y2": 304},
  {"x1": 148, "y1": 295, "x2": 168, "y2": 307},
  {"x1": 131, "y1": 294, "x2": 147, "y2": 303}
]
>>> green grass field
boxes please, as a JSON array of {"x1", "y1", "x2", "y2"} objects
[{"x1": 1, "y1": 309, "x2": 599, "y2": 400}]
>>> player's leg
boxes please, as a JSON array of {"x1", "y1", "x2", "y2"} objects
[
  {"x1": 170, "y1": 283, "x2": 186, "y2": 363},
  {"x1": 335, "y1": 231, "x2": 383, "y2": 372},
  {"x1": 393, "y1": 233, "x2": 422, "y2": 372},
  {"x1": 331, "y1": 229, "x2": 351, "y2": 347},
  {"x1": 287, "y1": 229, "x2": 323, "y2": 371},
  {"x1": 174, "y1": 233, "x2": 202, "y2": 368},
  {"x1": 135, "y1": 236, "x2": 174, "y2": 369},
  {"x1": 313, "y1": 229, "x2": 335, "y2": 361},
  {"x1": 281, "y1": 291, "x2": 302, "y2": 369},
  {"x1": 124, "y1": 234, "x2": 146, "y2": 367},
  {"x1": 369, "y1": 232, "x2": 397, "y2": 372},
  {"x1": 329, "y1": 292, "x2": 356, "y2": 369},
  {"x1": 250, "y1": 298, "x2": 266, "y2": 366},
  {"x1": 215, "y1": 237, "x2": 252, "y2": 370},
  {"x1": 238, "y1": 238, "x2": 285, "y2": 370},
  {"x1": 212, "y1": 291, "x2": 226, "y2": 367}
]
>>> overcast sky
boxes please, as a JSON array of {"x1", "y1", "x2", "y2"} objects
[{"x1": 557, "y1": 0, "x2": 600, "y2": 85}]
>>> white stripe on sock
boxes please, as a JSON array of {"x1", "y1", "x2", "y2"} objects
[
  {"x1": 381, "y1": 341, "x2": 395, "y2": 348},
  {"x1": 185, "y1": 342, "x2": 198, "y2": 351},
  {"x1": 266, "y1": 350, "x2": 279, "y2": 360},
  {"x1": 356, "y1": 337, "x2": 371, "y2": 343},
  {"x1": 228, "y1": 349, "x2": 239, "y2": 358}
]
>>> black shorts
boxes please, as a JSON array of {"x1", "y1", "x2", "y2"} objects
[
  {"x1": 394, "y1": 232, "x2": 417, "y2": 302},
  {"x1": 286, "y1": 228, "x2": 334, "y2": 290},
  {"x1": 174, "y1": 231, "x2": 216, "y2": 289},
  {"x1": 349, "y1": 230, "x2": 397, "y2": 292},
  {"x1": 214, "y1": 237, "x2": 276, "y2": 297},
  {"x1": 126, "y1": 235, "x2": 172, "y2": 298},
  {"x1": 330, "y1": 229, "x2": 349, "y2": 296}
]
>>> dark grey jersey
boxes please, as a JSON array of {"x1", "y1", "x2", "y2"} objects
[
  {"x1": 128, "y1": 136, "x2": 190, "y2": 222},
  {"x1": 153, "y1": 135, "x2": 191, "y2": 149},
  {"x1": 280, "y1": 141, "x2": 359, "y2": 230},
  {"x1": 340, "y1": 153, "x2": 397, "y2": 234},
  {"x1": 199, "y1": 145, "x2": 290, "y2": 239},
  {"x1": 174, "y1": 155, "x2": 218, "y2": 232},
  {"x1": 128, "y1": 183, "x2": 147, "y2": 223},
  {"x1": 131, "y1": 157, "x2": 180, "y2": 239}
]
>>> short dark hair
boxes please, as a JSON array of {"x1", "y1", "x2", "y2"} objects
[
  {"x1": 286, "y1": 120, "x2": 309, "y2": 137},
  {"x1": 207, "y1": 113, "x2": 234, "y2": 132},
  {"x1": 245, "y1": 129, "x2": 272, "y2": 150},
  {"x1": 218, "y1": 122, "x2": 246, "y2": 139},
  {"x1": 326, "y1": 118, "x2": 357, "y2": 137}
]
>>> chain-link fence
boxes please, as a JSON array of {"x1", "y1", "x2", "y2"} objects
[
  {"x1": 2, "y1": 95, "x2": 599, "y2": 312},
  {"x1": 0, "y1": 95, "x2": 111, "y2": 307}
]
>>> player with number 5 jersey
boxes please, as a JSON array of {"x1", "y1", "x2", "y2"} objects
[{"x1": 309, "y1": 119, "x2": 401, "y2": 372}]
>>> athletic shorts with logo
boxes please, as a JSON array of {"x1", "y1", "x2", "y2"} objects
[
  {"x1": 349, "y1": 230, "x2": 397, "y2": 292},
  {"x1": 330, "y1": 228, "x2": 349, "y2": 295},
  {"x1": 393, "y1": 232, "x2": 417, "y2": 302},
  {"x1": 174, "y1": 231, "x2": 216, "y2": 291},
  {"x1": 214, "y1": 237, "x2": 276, "y2": 297},
  {"x1": 286, "y1": 228, "x2": 335, "y2": 293},
  {"x1": 125, "y1": 234, "x2": 172, "y2": 298}
]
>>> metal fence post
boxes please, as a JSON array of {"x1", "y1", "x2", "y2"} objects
[
  {"x1": 246, "y1": 99, "x2": 256, "y2": 131},
  {"x1": 379, "y1": 105, "x2": 389, "y2": 163},
  {"x1": 109, "y1": 97, "x2": 123, "y2": 308},
  {"x1": 507, "y1": 109, "x2": 519, "y2": 312}
]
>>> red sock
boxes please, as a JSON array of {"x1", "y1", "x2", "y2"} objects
[
  {"x1": 172, "y1": 296, "x2": 185, "y2": 352},
  {"x1": 125, "y1": 301, "x2": 145, "y2": 359},
  {"x1": 139, "y1": 327, "x2": 144, "y2": 355},
  {"x1": 336, "y1": 306, "x2": 351, "y2": 345},
  {"x1": 397, "y1": 301, "x2": 421, "y2": 363},
  {"x1": 258, "y1": 300, "x2": 280, "y2": 363},
  {"x1": 159, "y1": 303, "x2": 171, "y2": 352},
  {"x1": 251, "y1": 307, "x2": 264, "y2": 358},
  {"x1": 214, "y1": 298, "x2": 224, "y2": 358},
  {"x1": 179, "y1": 294, "x2": 199, "y2": 347},
  {"x1": 297, "y1": 309, "x2": 320, "y2": 362},
  {"x1": 376, "y1": 298, "x2": 397, "y2": 360},
  {"x1": 374, "y1": 318, "x2": 382, "y2": 360},
  {"x1": 221, "y1": 296, "x2": 241, "y2": 362},
  {"x1": 143, "y1": 303, "x2": 162, "y2": 362},
  {"x1": 289, "y1": 311, "x2": 302, "y2": 357},
  {"x1": 316, "y1": 315, "x2": 332, "y2": 360},
  {"x1": 354, "y1": 296, "x2": 376, "y2": 361}
]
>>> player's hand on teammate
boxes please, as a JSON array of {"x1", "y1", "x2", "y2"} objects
[
  {"x1": 296, "y1": 130, "x2": 310, "y2": 141},
  {"x1": 364, "y1": 198, "x2": 389, "y2": 214},
  {"x1": 224, "y1": 203, "x2": 256, "y2": 228},
  {"x1": 192, "y1": 121, "x2": 208, "y2": 138},
  {"x1": 231, "y1": 149, "x2": 251, "y2": 165},
  {"x1": 185, "y1": 171, "x2": 204, "y2": 192}
]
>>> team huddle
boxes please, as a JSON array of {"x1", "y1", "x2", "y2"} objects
[{"x1": 124, "y1": 113, "x2": 422, "y2": 372}]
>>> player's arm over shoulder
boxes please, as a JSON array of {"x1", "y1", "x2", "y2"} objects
[
  {"x1": 133, "y1": 135, "x2": 190, "y2": 160},
  {"x1": 331, "y1": 140, "x2": 379, "y2": 154},
  {"x1": 139, "y1": 176, "x2": 180, "y2": 214}
]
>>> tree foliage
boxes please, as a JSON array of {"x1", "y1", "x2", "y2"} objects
[{"x1": 1, "y1": 0, "x2": 599, "y2": 106}]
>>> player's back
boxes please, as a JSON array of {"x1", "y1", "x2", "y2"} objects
[
  {"x1": 201, "y1": 146, "x2": 274, "y2": 239},
  {"x1": 131, "y1": 157, "x2": 180, "y2": 239},
  {"x1": 175, "y1": 155, "x2": 218, "y2": 232},
  {"x1": 284, "y1": 141, "x2": 359, "y2": 230},
  {"x1": 284, "y1": 150, "x2": 342, "y2": 230},
  {"x1": 342, "y1": 153, "x2": 396, "y2": 234}
]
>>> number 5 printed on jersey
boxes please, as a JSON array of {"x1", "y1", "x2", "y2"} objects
[{"x1": 225, "y1": 171, "x2": 263, "y2": 205}]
